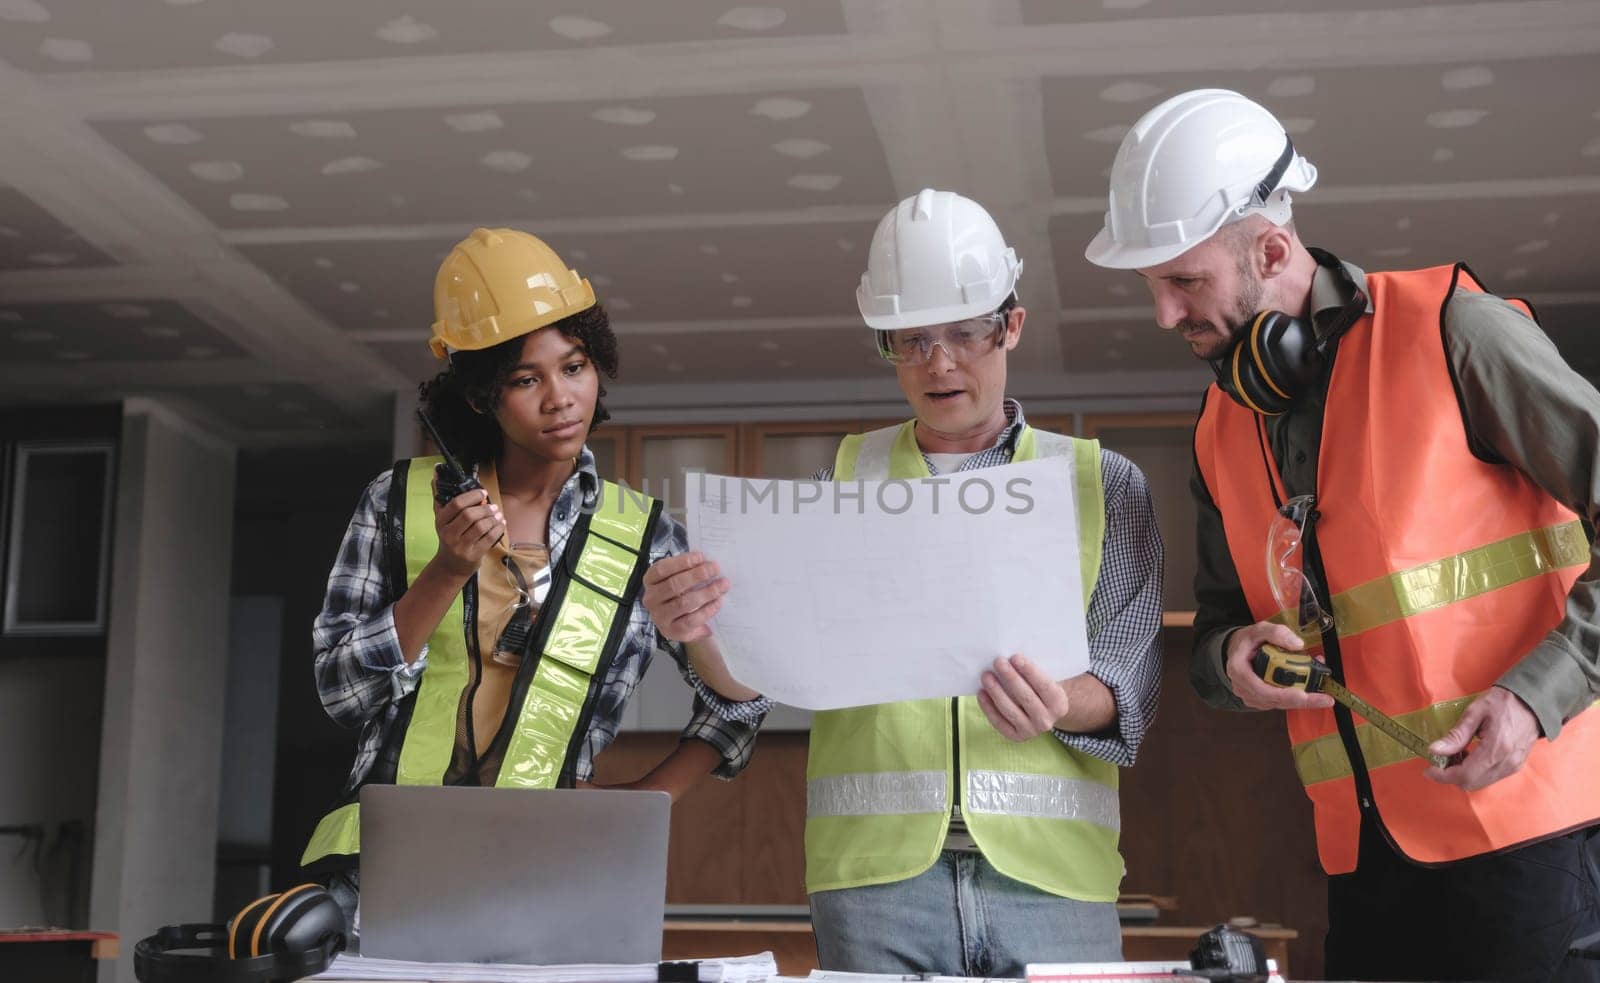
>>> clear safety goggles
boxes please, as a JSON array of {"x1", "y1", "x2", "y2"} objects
[
  {"x1": 1265, "y1": 494, "x2": 1334, "y2": 635},
  {"x1": 490, "y1": 541, "x2": 552, "y2": 668},
  {"x1": 877, "y1": 313, "x2": 1006, "y2": 367}
]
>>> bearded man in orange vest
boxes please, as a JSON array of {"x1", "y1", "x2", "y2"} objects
[{"x1": 1085, "y1": 88, "x2": 1600, "y2": 981}]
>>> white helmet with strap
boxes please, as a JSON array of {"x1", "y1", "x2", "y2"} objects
[
  {"x1": 1085, "y1": 88, "x2": 1318, "y2": 270},
  {"x1": 857, "y1": 188, "x2": 1022, "y2": 331}
]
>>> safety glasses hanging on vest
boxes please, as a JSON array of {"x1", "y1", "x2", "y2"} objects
[
  {"x1": 1210, "y1": 248, "x2": 1369, "y2": 416},
  {"x1": 490, "y1": 541, "x2": 552, "y2": 667},
  {"x1": 1266, "y1": 493, "x2": 1335, "y2": 635},
  {"x1": 876, "y1": 312, "x2": 1007, "y2": 366}
]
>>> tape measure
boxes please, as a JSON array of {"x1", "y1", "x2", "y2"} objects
[{"x1": 1251, "y1": 644, "x2": 1458, "y2": 770}]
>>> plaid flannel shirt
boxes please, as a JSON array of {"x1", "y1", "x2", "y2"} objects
[
  {"x1": 815, "y1": 399, "x2": 1164, "y2": 766},
  {"x1": 312, "y1": 447, "x2": 768, "y2": 797}
]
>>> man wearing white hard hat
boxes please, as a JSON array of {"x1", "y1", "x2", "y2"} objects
[
  {"x1": 1087, "y1": 88, "x2": 1600, "y2": 980},
  {"x1": 643, "y1": 189, "x2": 1164, "y2": 975}
]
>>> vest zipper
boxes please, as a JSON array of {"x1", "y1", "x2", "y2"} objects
[{"x1": 950, "y1": 697, "x2": 960, "y2": 819}]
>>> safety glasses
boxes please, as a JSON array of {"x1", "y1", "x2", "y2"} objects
[
  {"x1": 877, "y1": 313, "x2": 1006, "y2": 367},
  {"x1": 1265, "y1": 494, "x2": 1335, "y2": 635},
  {"x1": 490, "y1": 542, "x2": 552, "y2": 667}
]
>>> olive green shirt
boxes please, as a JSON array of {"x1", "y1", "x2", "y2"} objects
[{"x1": 1191, "y1": 258, "x2": 1600, "y2": 740}]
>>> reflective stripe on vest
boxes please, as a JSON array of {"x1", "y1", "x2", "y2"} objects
[
  {"x1": 301, "y1": 459, "x2": 656, "y2": 867},
  {"x1": 1193, "y1": 263, "x2": 1600, "y2": 873},
  {"x1": 807, "y1": 421, "x2": 1122, "y2": 900}
]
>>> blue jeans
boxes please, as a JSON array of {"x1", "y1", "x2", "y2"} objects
[{"x1": 809, "y1": 850, "x2": 1122, "y2": 977}]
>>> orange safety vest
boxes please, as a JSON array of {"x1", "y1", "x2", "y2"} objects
[{"x1": 1194, "y1": 262, "x2": 1600, "y2": 875}]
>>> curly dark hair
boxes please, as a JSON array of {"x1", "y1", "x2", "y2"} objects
[{"x1": 418, "y1": 303, "x2": 620, "y2": 467}]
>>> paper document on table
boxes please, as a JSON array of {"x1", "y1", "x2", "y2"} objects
[
  {"x1": 685, "y1": 458, "x2": 1088, "y2": 711},
  {"x1": 314, "y1": 950, "x2": 778, "y2": 982}
]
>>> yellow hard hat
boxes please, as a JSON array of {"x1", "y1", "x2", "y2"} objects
[{"x1": 428, "y1": 227, "x2": 596, "y2": 360}]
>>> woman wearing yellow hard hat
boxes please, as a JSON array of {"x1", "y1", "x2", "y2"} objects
[{"x1": 301, "y1": 228, "x2": 768, "y2": 940}]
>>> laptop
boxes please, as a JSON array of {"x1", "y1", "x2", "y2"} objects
[{"x1": 358, "y1": 785, "x2": 671, "y2": 965}]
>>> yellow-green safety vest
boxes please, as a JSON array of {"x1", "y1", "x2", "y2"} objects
[
  {"x1": 301, "y1": 456, "x2": 659, "y2": 869},
  {"x1": 806, "y1": 422, "x2": 1121, "y2": 901}
]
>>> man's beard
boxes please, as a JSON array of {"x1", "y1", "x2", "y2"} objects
[{"x1": 1178, "y1": 268, "x2": 1265, "y2": 361}]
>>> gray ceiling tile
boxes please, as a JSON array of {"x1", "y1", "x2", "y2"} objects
[
  {"x1": 0, "y1": 1, "x2": 846, "y2": 74},
  {"x1": 0, "y1": 189, "x2": 115, "y2": 270},
  {"x1": 1044, "y1": 55, "x2": 1600, "y2": 198},
  {"x1": 1, "y1": 300, "x2": 245, "y2": 362},
  {"x1": 93, "y1": 88, "x2": 893, "y2": 229}
]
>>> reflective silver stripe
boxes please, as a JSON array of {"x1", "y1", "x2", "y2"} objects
[
  {"x1": 964, "y1": 769, "x2": 1120, "y2": 831},
  {"x1": 853, "y1": 426, "x2": 900, "y2": 481},
  {"x1": 807, "y1": 771, "x2": 947, "y2": 817},
  {"x1": 1031, "y1": 429, "x2": 1075, "y2": 459}
]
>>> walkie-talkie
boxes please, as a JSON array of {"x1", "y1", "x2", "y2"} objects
[{"x1": 416, "y1": 409, "x2": 483, "y2": 506}]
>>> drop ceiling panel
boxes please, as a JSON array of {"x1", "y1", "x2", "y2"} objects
[
  {"x1": 1049, "y1": 193, "x2": 1600, "y2": 312},
  {"x1": 1, "y1": 299, "x2": 246, "y2": 362},
  {"x1": 1022, "y1": 0, "x2": 1474, "y2": 25},
  {"x1": 93, "y1": 89, "x2": 894, "y2": 229},
  {"x1": 239, "y1": 219, "x2": 879, "y2": 334},
  {"x1": 1043, "y1": 55, "x2": 1600, "y2": 198},
  {"x1": 0, "y1": 1, "x2": 846, "y2": 74},
  {"x1": 0, "y1": 188, "x2": 115, "y2": 270}
]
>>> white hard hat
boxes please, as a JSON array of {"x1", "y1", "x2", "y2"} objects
[
  {"x1": 857, "y1": 188, "x2": 1022, "y2": 330},
  {"x1": 1084, "y1": 88, "x2": 1318, "y2": 270}
]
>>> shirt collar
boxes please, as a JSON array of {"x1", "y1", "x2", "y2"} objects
[{"x1": 1309, "y1": 254, "x2": 1374, "y2": 338}]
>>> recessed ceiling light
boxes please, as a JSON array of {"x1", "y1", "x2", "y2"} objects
[
  {"x1": 731, "y1": 296, "x2": 753, "y2": 308},
  {"x1": 288, "y1": 120, "x2": 357, "y2": 139},
  {"x1": 229, "y1": 193, "x2": 289, "y2": 212},
  {"x1": 40, "y1": 38, "x2": 93, "y2": 64},
  {"x1": 773, "y1": 138, "x2": 830, "y2": 159},
  {"x1": 622, "y1": 145, "x2": 679, "y2": 162},
  {"x1": 56, "y1": 349, "x2": 92, "y2": 360},
  {"x1": 214, "y1": 33, "x2": 273, "y2": 59},
  {"x1": 1512, "y1": 239, "x2": 1550, "y2": 255},
  {"x1": 12, "y1": 329, "x2": 54, "y2": 342},
  {"x1": 1395, "y1": 216, "x2": 1412, "y2": 231},
  {"x1": 1441, "y1": 66, "x2": 1494, "y2": 91},
  {"x1": 759, "y1": 340, "x2": 780, "y2": 352},
  {"x1": 721, "y1": 273, "x2": 739, "y2": 284},
  {"x1": 666, "y1": 361, "x2": 684, "y2": 373},
  {"x1": 1503, "y1": 268, "x2": 1529, "y2": 281},
  {"x1": 1425, "y1": 109, "x2": 1489, "y2": 129},
  {"x1": 314, "y1": 257, "x2": 335, "y2": 269},
  {"x1": 322, "y1": 157, "x2": 383, "y2": 176},
  {"x1": 339, "y1": 281, "x2": 361, "y2": 293},
  {"x1": 377, "y1": 15, "x2": 437, "y2": 44},
  {"x1": 28, "y1": 252, "x2": 75, "y2": 265},
  {"x1": 1432, "y1": 147, "x2": 1456, "y2": 163},
  {"x1": 609, "y1": 297, "x2": 632, "y2": 311},
  {"x1": 750, "y1": 97, "x2": 812, "y2": 121},
  {"x1": 184, "y1": 345, "x2": 219, "y2": 358},
  {"x1": 145, "y1": 123, "x2": 204, "y2": 145},
  {"x1": 776, "y1": 358, "x2": 795, "y2": 369},
  {"x1": 549, "y1": 15, "x2": 612, "y2": 40},
  {"x1": 481, "y1": 150, "x2": 533, "y2": 173},
  {"x1": 444, "y1": 111, "x2": 503, "y2": 133},
  {"x1": 142, "y1": 325, "x2": 182, "y2": 339},
  {"x1": 788, "y1": 173, "x2": 842, "y2": 192},
  {"x1": 101, "y1": 304, "x2": 152, "y2": 319},
  {"x1": 1267, "y1": 76, "x2": 1315, "y2": 98},
  {"x1": 189, "y1": 161, "x2": 245, "y2": 183},
  {"x1": 1083, "y1": 125, "x2": 1130, "y2": 144},
  {"x1": 592, "y1": 107, "x2": 657, "y2": 126},
  {"x1": 719, "y1": 7, "x2": 787, "y2": 31},
  {"x1": 0, "y1": 1, "x2": 49, "y2": 24},
  {"x1": 1098, "y1": 81, "x2": 1161, "y2": 104}
]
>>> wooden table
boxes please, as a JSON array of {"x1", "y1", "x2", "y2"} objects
[
  {"x1": 663, "y1": 917, "x2": 1296, "y2": 979},
  {"x1": 0, "y1": 929, "x2": 119, "y2": 983}
]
